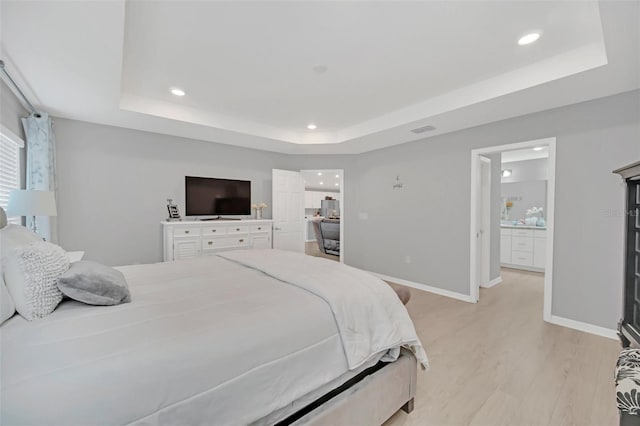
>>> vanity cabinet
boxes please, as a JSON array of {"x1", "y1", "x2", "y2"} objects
[{"x1": 500, "y1": 227, "x2": 546, "y2": 272}]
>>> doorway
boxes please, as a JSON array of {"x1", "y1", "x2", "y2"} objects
[
  {"x1": 301, "y1": 169, "x2": 344, "y2": 263},
  {"x1": 470, "y1": 137, "x2": 556, "y2": 322}
]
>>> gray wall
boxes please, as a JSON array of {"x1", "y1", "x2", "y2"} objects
[
  {"x1": 53, "y1": 90, "x2": 639, "y2": 331},
  {"x1": 1, "y1": 79, "x2": 28, "y2": 138},
  {"x1": 54, "y1": 119, "x2": 290, "y2": 266},
  {"x1": 501, "y1": 158, "x2": 548, "y2": 183},
  {"x1": 291, "y1": 90, "x2": 638, "y2": 330}
]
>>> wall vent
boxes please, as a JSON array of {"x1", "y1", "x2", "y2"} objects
[{"x1": 410, "y1": 125, "x2": 436, "y2": 134}]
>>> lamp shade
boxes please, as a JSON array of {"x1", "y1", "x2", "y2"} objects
[{"x1": 6, "y1": 190, "x2": 57, "y2": 217}]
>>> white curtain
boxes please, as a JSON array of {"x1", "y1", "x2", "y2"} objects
[{"x1": 22, "y1": 112, "x2": 57, "y2": 241}]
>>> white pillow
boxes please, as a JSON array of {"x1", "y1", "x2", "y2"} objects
[
  {"x1": 0, "y1": 276, "x2": 15, "y2": 324},
  {"x1": 0, "y1": 224, "x2": 42, "y2": 262},
  {"x1": 3, "y1": 241, "x2": 70, "y2": 320}
]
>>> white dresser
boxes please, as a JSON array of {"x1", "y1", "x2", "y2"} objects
[
  {"x1": 162, "y1": 220, "x2": 273, "y2": 261},
  {"x1": 500, "y1": 226, "x2": 546, "y2": 272}
]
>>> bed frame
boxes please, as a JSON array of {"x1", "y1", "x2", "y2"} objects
[{"x1": 272, "y1": 348, "x2": 417, "y2": 425}]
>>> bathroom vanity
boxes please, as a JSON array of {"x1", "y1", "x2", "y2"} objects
[{"x1": 500, "y1": 225, "x2": 546, "y2": 272}]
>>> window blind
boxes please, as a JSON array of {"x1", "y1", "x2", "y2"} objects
[{"x1": 0, "y1": 127, "x2": 24, "y2": 224}]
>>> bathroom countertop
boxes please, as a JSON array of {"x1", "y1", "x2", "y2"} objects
[{"x1": 500, "y1": 224, "x2": 547, "y2": 230}]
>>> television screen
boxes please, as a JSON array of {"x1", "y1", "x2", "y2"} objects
[{"x1": 185, "y1": 176, "x2": 251, "y2": 216}]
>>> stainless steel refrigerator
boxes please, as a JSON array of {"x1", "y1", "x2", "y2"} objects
[{"x1": 320, "y1": 199, "x2": 340, "y2": 218}]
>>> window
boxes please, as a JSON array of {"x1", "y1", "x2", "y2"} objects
[{"x1": 0, "y1": 125, "x2": 24, "y2": 224}]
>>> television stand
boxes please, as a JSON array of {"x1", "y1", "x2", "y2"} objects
[{"x1": 200, "y1": 217, "x2": 242, "y2": 221}]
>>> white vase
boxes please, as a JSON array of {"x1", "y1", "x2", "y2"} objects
[{"x1": 256, "y1": 209, "x2": 262, "y2": 220}]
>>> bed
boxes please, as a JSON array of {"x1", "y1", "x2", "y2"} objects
[{"x1": 1, "y1": 239, "x2": 427, "y2": 425}]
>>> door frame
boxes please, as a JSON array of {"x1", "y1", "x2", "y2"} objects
[
  {"x1": 300, "y1": 169, "x2": 345, "y2": 264},
  {"x1": 469, "y1": 137, "x2": 556, "y2": 322},
  {"x1": 477, "y1": 156, "x2": 492, "y2": 290}
]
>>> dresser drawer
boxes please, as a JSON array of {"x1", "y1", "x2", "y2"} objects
[
  {"x1": 173, "y1": 227, "x2": 201, "y2": 237},
  {"x1": 511, "y1": 250, "x2": 533, "y2": 266},
  {"x1": 250, "y1": 224, "x2": 270, "y2": 233},
  {"x1": 500, "y1": 228, "x2": 512, "y2": 236},
  {"x1": 202, "y1": 236, "x2": 250, "y2": 250},
  {"x1": 202, "y1": 226, "x2": 227, "y2": 236},
  {"x1": 512, "y1": 229, "x2": 534, "y2": 237},
  {"x1": 228, "y1": 225, "x2": 249, "y2": 235},
  {"x1": 512, "y1": 236, "x2": 533, "y2": 252}
]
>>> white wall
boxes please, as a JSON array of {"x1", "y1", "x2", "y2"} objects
[{"x1": 54, "y1": 118, "x2": 289, "y2": 266}]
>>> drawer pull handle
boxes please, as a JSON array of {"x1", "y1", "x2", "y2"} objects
[
  {"x1": 236, "y1": 228, "x2": 240, "y2": 231},
  {"x1": 208, "y1": 241, "x2": 213, "y2": 245},
  {"x1": 239, "y1": 239, "x2": 244, "y2": 243},
  {"x1": 258, "y1": 227, "x2": 261, "y2": 230},
  {"x1": 212, "y1": 229, "x2": 216, "y2": 232},
  {"x1": 185, "y1": 230, "x2": 190, "y2": 234}
]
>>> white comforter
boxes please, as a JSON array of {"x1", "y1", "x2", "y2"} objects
[
  {"x1": 1, "y1": 250, "x2": 427, "y2": 426},
  {"x1": 219, "y1": 249, "x2": 429, "y2": 370}
]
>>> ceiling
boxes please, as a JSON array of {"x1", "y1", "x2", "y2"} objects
[
  {"x1": 1, "y1": 1, "x2": 638, "y2": 154},
  {"x1": 301, "y1": 170, "x2": 341, "y2": 192}
]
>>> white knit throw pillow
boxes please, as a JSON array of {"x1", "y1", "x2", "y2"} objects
[{"x1": 3, "y1": 241, "x2": 70, "y2": 320}]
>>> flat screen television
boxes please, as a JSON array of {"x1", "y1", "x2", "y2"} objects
[{"x1": 185, "y1": 176, "x2": 251, "y2": 216}]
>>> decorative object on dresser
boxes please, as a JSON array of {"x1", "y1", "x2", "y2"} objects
[
  {"x1": 251, "y1": 202, "x2": 267, "y2": 219},
  {"x1": 166, "y1": 198, "x2": 181, "y2": 221},
  {"x1": 6, "y1": 189, "x2": 57, "y2": 237},
  {"x1": 162, "y1": 219, "x2": 273, "y2": 261}
]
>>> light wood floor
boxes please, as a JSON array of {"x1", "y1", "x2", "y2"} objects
[{"x1": 384, "y1": 268, "x2": 620, "y2": 426}]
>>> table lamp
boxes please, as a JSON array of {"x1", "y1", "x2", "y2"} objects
[{"x1": 7, "y1": 190, "x2": 57, "y2": 236}]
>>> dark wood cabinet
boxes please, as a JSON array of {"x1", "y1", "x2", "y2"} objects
[{"x1": 615, "y1": 161, "x2": 640, "y2": 347}]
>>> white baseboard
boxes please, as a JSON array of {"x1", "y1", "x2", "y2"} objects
[
  {"x1": 548, "y1": 315, "x2": 618, "y2": 340},
  {"x1": 370, "y1": 272, "x2": 476, "y2": 303},
  {"x1": 481, "y1": 276, "x2": 503, "y2": 289}
]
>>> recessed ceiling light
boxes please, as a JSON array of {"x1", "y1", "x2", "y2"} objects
[
  {"x1": 319, "y1": 181, "x2": 324, "y2": 185},
  {"x1": 317, "y1": 172, "x2": 322, "y2": 176},
  {"x1": 533, "y1": 146, "x2": 544, "y2": 151},
  {"x1": 307, "y1": 123, "x2": 317, "y2": 130},
  {"x1": 335, "y1": 174, "x2": 339, "y2": 178},
  {"x1": 170, "y1": 88, "x2": 186, "y2": 96},
  {"x1": 518, "y1": 32, "x2": 540, "y2": 46},
  {"x1": 502, "y1": 170, "x2": 512, "y2": 177},
  {"x1": 335, "y1": 183, "x2": 339, "y2": 186}
]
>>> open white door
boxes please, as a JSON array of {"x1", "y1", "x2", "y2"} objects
[{"x1": 272, "y1": 169, "x2": 305, "y2": 252}]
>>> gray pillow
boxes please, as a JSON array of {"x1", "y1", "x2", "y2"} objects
[{"x1": 57, "y1": 261, "x2": 131, "y2": 305}]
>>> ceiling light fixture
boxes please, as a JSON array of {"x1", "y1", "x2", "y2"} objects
[
  {"x1": 319, "y1": 181, "x2": 324, "y2": 185},
  {"x1": 170, "y1": 88, "x2": 186, "y2": 96},
  {"x1": 335, "y1": 183, "x2": 339, "y2": 186},
  {"x1": 335, "y1": 174, "x2": 339, "y2": 178},
  {"x1": 502, "y1": 169, "x2": 512, "y2": 177},
  {"x1": 317, "y1": 172, "x2": 322, "y2": 176},
  {"x1": 533, "y1": 146, "x2": 544, "y2": 151},
  {"x1": 518, "y1": 32, "x2": 541, "y2": 46},
  {"x1": 307, "y1": 123, "x2": 317, "y2": 130}
]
